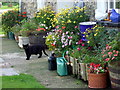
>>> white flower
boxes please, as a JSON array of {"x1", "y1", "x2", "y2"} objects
[{"x1": 69, "y1": 40, "x2": 72, "y2": 45}]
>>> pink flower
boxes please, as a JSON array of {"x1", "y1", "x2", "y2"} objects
[
  {"x1": 113, "y1": 50, "x2": 116, "y2": 52},
  {"x1": 112, "y1": 57, "x2": 115, "y2": 60},
  {"x1": 56, "y1": 25, "x2": 59, "y2": 28},
  {"x1": 102, "y1": 54, "x2": 106, "y2": 57},
  {"x1": 78, "y1": 39, "x2": 82, "y2": 44},
  {"x1": 114, "y1": 54, "x2": 118, "y2": 56},
  {"x1": 105, "y1": 58, "x2": 110, "y2": 61},
  {"x1": 74, "y1": 26, "x2": 78, "y2": 28},
  {"x1": 82, "y1": 44, "x2": 85, "y2": 46},
  {"x1": 108, "y1": 52, "x2": 112, "y2": 55},
  {"x1": 68, "y1": 36, "x2": 72, "y2": 39},
  {"x1": 77, "y1": 48, "x2": 81, "y2": 51},
  {"x1": 116, "y1": 51, "x2": 119, "y2": 54}
]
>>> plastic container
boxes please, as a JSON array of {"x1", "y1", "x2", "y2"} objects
[
  {"x1": 48, "y1": 53, "x2": 57, "y2": 70},
  {"x1": 110, "y1": 9, "x2": 120, "y2": 23},
  {"x1": 57, "y1": 57, "x2": 68, "y2": 76},
  {"x1": 79, "y1": 22, "x2": 96, "y2": 41}
]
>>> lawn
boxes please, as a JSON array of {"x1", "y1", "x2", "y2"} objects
[
  {"x1": 0, "y1": 5, "x2": 19, "y2": 9},
  {"x1": 0, "y1": 74, "x2": 45, "y2": 88}
]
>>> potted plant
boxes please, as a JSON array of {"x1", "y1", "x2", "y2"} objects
[
  {"x1": 101, "y1": 44, "x2": 120, "y2": 88},
  {"x1": 88, "y1": 62, "x2": 108, "y2": 88},
  {"x1": 18, "y1": 19, "x2": 37, "y2": 48},
  {"x1": 28, "y1": 23, "x2": 49, "y2": 48}
]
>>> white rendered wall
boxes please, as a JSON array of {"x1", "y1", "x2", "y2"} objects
[
  {"x1": 37, "y1": 0, "x2": 45, "y2": 10},
  {"x1": 56, "y1": 0, "x2": 75, "y2": 13}
]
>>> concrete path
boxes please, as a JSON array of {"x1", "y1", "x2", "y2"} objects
[
  {"x1": 0, "y1": 37, "x2": 88, "y2": 88},
  {"x1": 0, "y1": 58, "x2": 19, "y2": 76}
]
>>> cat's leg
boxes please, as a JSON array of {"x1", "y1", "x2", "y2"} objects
[
  {"x1": 38, "y1": 51, "x2": 42, "y2": 58},
  {"x1": 26, "y1": 54, "x2": 31, "y2": 60}
]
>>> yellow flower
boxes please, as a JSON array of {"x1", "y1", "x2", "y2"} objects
[
  {"x1": 73, "y1": 21, "x2": 76, "y2": 23},
  {"x1": 43, "y1": 21, "x2": 46, "y2": 23},
  {"x1": 87, "y1": 41, "x2": 90, "y2": 43},
  {"x1": 37, "y1": 16, "x2": 40, "y2": 18},
  {"x1": 80, "y1": 15, "x2": 83, "y2": 17},
  {"x1": 96, "y1": 29, "x2": 99, "y2": 31},
  {"x1": 94, "y1": 33, "x2": 97, "y2": 36},
  {"x1": 67, "y1": 20, "x2": 71, "y2": 23},
  {"x1": 86, "y1": 35, "x2": 88, "y2": 37}
]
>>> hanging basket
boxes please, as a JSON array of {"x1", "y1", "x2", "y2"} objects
[{"x1": 88, "y1": 72, "x2": 108, "y2": 88}]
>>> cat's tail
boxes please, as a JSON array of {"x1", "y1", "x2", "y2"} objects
[{"x1": 43, "y1": 49, "x2": 48, "y2": 56}]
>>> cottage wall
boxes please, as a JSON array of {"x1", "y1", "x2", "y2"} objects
[
  {"x1": 20, "y1": 0, "x2": 37, "y2": 18},
  {"x1": 20, "y1": 0, "x2": 97, "y2": 20}
]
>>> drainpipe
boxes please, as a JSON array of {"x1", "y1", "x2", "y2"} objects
[{"x1": 19, "y1": 0, "x2": 21, "y2": 12}]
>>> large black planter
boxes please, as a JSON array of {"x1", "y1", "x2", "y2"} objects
[{"x1": 28, "y1": 32, "x2": 48, "y2": 49}]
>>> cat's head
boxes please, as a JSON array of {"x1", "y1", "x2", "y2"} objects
[{"x1": 23, "y1": 44, "x2": 29, "y2": 49}]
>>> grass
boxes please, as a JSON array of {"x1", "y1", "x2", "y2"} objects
[
  {"x1": 0, "y1": 74, "x2": 46, "y2": 88},
  {"x1": 0, "y1": 5, "x2": 19, "y2": 9}
]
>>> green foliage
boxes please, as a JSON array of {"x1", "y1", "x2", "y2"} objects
[
  {"x1": 109, "y1": 32, "x2": 120, "y2": 51},
  {"x1": 2, "y1": 9, "x2": 27, "y2": 34},
  {"x1": 11, "y1": 24, "x2": 21, "y2": 35},
  {"x1": 2, "y1": 9, "x2": 19, "y2": 33},
  {"x1": 20, "y1": 19, "x2": 38, "y2": 36}
]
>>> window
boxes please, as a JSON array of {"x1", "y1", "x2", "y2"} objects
[{"x1": 108, "y1": 0, "x2": 120, "y2": 13}]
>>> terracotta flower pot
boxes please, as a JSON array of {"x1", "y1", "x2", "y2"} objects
[{"x1": 88, "y1": 72, "x2": 108, "y2": 88}]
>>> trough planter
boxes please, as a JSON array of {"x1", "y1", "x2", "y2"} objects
[{"x1": 70, "y1": 57, "x2": 88, "y2": 81}]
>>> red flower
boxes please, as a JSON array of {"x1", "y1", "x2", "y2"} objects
[
  {"x1": 22, "y1": 15, "x2": 27, "y2": 17},
  {"x1": 22, "y1": 12, "x2": 27, "y2": 14},
  {"x1": 62, "y1": 26, "x2": 66, "y2": 29},
  {"x1": 36, "y1": 27, "x2": 46, "y2": 31},
  {"x1": 51, "y1": 44, "x2": 55, "y2": 46},
  {"x1": 18, "y1": 15, "x2": 21, "y2": 16}
]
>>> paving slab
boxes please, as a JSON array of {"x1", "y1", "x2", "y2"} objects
[{"x1": 1, "y1": 68, "x2": 19, "y2": 76}]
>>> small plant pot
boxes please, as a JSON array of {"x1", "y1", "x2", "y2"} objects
[
  {"x1": 18, "y1": 36, "x2": 29, "y2": 48},
  {"x1": 88, "y1": 72, "x2": 108, "y2": 88}
]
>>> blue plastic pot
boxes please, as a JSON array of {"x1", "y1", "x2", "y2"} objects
[{"x1": 79, "y1": 22, "x2": 96, "y2": 41}]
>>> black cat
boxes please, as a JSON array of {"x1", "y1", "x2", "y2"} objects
[{"x1": 23, "y1": 44, "x2": 48, "y2": 60}]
